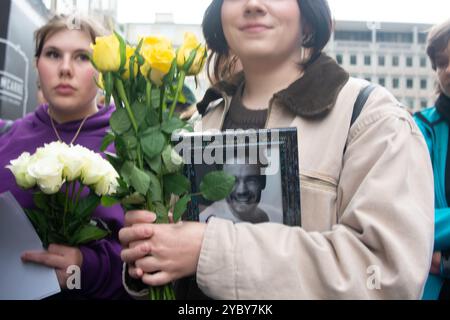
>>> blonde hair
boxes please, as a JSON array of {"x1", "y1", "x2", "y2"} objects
[
  {"x1": 426, "y1": 19, "x2": 450, "y2": 71},
  {"x1": 34, "y1": 14, "x2": 108, "y2": 58}
]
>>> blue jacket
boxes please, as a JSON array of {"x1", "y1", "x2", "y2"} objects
[{"x1": 414, "y1": 106, "x2": 450, "y2": 299}]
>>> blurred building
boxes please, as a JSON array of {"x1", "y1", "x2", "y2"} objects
[{"x1": 326, "y1": 20, "x2": 436, "y2": 113}]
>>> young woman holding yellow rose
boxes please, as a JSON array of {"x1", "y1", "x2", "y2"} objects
[
  {"x1": 0, "y1": 15, "x2": 127, "y2": 299},
  {"x1": 120, "y1": 0, "x2": 435, "y2": 299}
]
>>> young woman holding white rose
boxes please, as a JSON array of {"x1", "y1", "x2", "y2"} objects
[
  {"x1": 0, "y1": 15, "x2": 127, "y2": 299},
  {"x1": 120, "y1": 0, "x2": 435, "y2": 299}
]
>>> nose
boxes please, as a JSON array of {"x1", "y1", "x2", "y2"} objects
[
  {"x1": 244, "y1": 0, "x2": 267, "y2": 17},
  {"x1": 59, "y1": 54, "x2": 73, "y2": 78},
  {"x1": 234, "y1": 179, "x2": 248, "y2": 195}
]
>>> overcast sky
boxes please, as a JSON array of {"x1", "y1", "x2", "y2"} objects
[{"x1": 116, "y1": 0, "x2": 450, "y2": 25}]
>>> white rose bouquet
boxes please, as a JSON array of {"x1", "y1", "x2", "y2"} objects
[{"x1": 6, "y1": 141, "x2": 119, "y2": 247}]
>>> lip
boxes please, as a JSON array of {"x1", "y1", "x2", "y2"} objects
[
  {"x1": 55, "y1": 84, "x2": 76, "y2": 95},
  {"x1": 240, "y1": 23, "x2": 271, "y2": 33}
]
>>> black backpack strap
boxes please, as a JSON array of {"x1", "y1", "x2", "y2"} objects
[
  {"x1": 344, "y1": 84, "x2": 377, "y2": 154},
  {"x1": 0, "y1": 120, "x2": 13, "y2": 136},
  {"x1": 350, "y1": 84, "x2": 377, "y2": 127}
]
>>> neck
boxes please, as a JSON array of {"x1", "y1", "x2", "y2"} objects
[
  {"x1": 240, "y1": 58, "x2": 304, "y2": 110},
  {"x1": 48, "y1": 102, "x2": 98, "y2": 124}
]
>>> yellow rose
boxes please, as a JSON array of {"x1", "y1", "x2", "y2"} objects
[
  {"x1": 122, "y1": 46, "x2": 139, "y2": 80},
  {"x1": 176, "y1": 32, "x2": 207, "y2": 76},
  {"x1": 91, "y1": 34, "x2": 121, "y2": 72},
  {"x1": 140, "y1": 36, "x2": 175, "y2": 86}
]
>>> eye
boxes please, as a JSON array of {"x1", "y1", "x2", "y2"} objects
[
  {"x1": 76, "y1": 53, "x2": 90, "y2": 62},
  {"x1": 44, "y1": 50, "x2": 60, "y2": 59}
]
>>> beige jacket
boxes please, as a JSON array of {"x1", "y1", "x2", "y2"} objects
[{"x1": 193, "y1": 56, "x2": 434, "y2": 299}]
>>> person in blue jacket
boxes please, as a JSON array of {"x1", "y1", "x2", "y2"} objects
[{"x1": 414, "y1": 18, "x2": 450, "y2": 300}]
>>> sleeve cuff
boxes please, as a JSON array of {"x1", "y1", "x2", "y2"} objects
[{"x1": 122, "y1": 263, "x2": 150, "y2": 299}]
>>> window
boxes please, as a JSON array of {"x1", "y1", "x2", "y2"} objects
[
  {"x1": 405, "y1": 98, "x2": 415, "y2": 109},
  {"x1": 421, "y1": 100, "x2": 429, "y2": 108},
  {"x1": 378, "y1": 56, "x2": 385, "y2": 66},
  {"x1": 392, "y1": 78, "x2": 400, "y2": 89},
  {"x1": 350, "y1": 55, "x2": 357, "y2": 65},
  {"x1": 420, "y1": 56, "x2": 427, "y2": 68},
  {"x1": 364, "y1": 55, "x2": 371, "y2": 66},
  {"x1": 378, "y1": 77, "x2": 386, "y2": 87},
  {"x1": 335, "y1": 30, "x2": 372, "y2": 42},
  {"x1": 364, "y1": 76, "x2": 371, "y2": 82},
  {"x1": 392, "y1": 56, "x2": 399, "y2": 67},
  {"x1": 336, "y1": 54, "x2": 343, "y2": 65},
  {"x1": 406, "y1": 78, "x2": 414, "y2": 89},
  {"x1": 376, "y1": 32, "x2": 413, "y2": 43},
  {"x1": 420, "y1": 79, "x2": 427, "y2": 90},
  {"x1": 406, "y1": 57, "x2": 413, "y2": 67}
]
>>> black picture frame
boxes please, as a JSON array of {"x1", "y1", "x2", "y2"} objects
[{"x1": 174, "y1": 128, "x2": 301, "y2": 226}]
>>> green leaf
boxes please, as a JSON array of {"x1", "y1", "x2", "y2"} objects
[
  {"x1": 147, "y1": 171, "x2": 162, "y2": 202},
  {"x1": 161, "y1": 117, "x2": 185, "y2": 134},
  {"x1": 145, "y1": 106, "x2": 159, "y2": 127},
  {"x1": 104, "y1": 72, "x2": 113, "y2": 107},
  {"x1": 200, "y1": 171, "x2": 236, "y2": 201},
  {"x1": 70, "y1": 224, "x2": 109, "y2": 245},
  {"x1": 154, "y1": 202, "x2": 169, "y2": 223},
  {"x1": 145, "y1": 155, "x2": 162, "y2": 175},
  {"x1": 120, "y1": 161, "x2": 134, "y2": 185},
  {"x1": 141, "y1": 130, "x2": 166, "y2": 159},
  {"x1": 75, "y1": 194, "x2": 101, "y2": 222},
  {"x1": 162, "y1": 145, "x2": 183, "y2": 173},
  {"x1": 130, "y1": 165, "x2": 151, "y2": 195},
  {"x1": 100, "y1": 131, "x2": 115, "y2": 152},
  {"x1": 130, "y1": 101, "x2": 147, "y2": 129},
  {"x1": 110, "y1": 107, "x2": 131, "y2": 134},
  {"x1": 101, "y1": 195, "x2": 119, "y2": 207},
  {"x1": 33, "y1": 192, "x2": 48, "y2": 211},
  {"x1": 173, "y1": 195, "x2": 191, "y2": 223},
  {"x1": 115, "y1": 31, "x2": 127, "y2": 73},
  {"x1": 121, "y1": 192, "x2": 145, "y2": 205},
  {"x1": 163, "y1": 173, "x2": 190, "y2": 196}
]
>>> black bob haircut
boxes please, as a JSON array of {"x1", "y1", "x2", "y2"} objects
[{"x1": 202, "y1": 0, "x2": 333, "y2": 83}]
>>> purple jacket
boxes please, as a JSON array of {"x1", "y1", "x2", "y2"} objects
[{"x1": 0, "y1": 105, "x2": 127, "y2": 299}]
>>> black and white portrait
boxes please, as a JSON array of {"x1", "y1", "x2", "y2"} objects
[
  {"x1": 199, "y1": 147, "x2": 283, "y2": 224},
  {"x1": 180, "y1": 128, "x2": 300, "y2": 226}
]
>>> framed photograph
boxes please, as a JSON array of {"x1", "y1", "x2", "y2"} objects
[{"x1": 174, "y1": 128, "x2": 301, "y2": 226}]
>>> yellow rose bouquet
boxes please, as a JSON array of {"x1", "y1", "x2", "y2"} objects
[
  {"x1": 90, "y1": 32, "x2": 235, "y2": 300},
  {"x1": 6, "y1": 141, "x2": 119, "y2": 247}
]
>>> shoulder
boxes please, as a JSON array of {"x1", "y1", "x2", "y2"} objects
[{"x1": 413, "y1": 106, "x2": 441, "y2": 128}]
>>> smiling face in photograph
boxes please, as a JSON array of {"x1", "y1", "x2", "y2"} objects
[{"x1": 224, "y1": 162, "x2": 265, "y2": 219}]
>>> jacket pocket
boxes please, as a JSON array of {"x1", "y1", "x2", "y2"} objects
[{"x1": 300, "y1": 173, "x2": 337, "y2": 232}]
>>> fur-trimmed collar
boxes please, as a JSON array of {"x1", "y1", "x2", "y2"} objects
[{"x1": 197, "y1": 53, "x2": 349, "y2": 119}]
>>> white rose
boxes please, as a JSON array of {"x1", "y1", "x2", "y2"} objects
[
  {"x1": 28, "y1": 156, "x2": 65, "y2": 194},
  {"x1": 59, "y1": 145, "x2": 87, "y2": 181},
  {"x1": 94, "y1": 168, "x2": 119, "y2": 196},
  {"x1": 35, "y1": 141, "x2": 68, "y2": 160},
  {"x1": 6, "y1": 152, "x2": 36, "y2": 189}
]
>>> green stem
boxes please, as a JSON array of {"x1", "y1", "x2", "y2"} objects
[
  {"x1": 160, "y1": 85, "x2": 166, "y2": 122},
  {"x1": 146, "y1": 81, "x2": 152, "y2": 109},
  {"x1": 115, "y1": 79, "x2": 139, "y2": 134},
  {"x1": 116, "y1": 79, "x2": 144, "y2": 169},
  {"x1": 74, "y1": 181, "x2": 84, "y2": 210},
  {"x1": 63, "y1": 184, "x2": 69, "y2": 235},
  {"x1": 168, "y1": 70, "x2": 186, "y2": 119}
]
